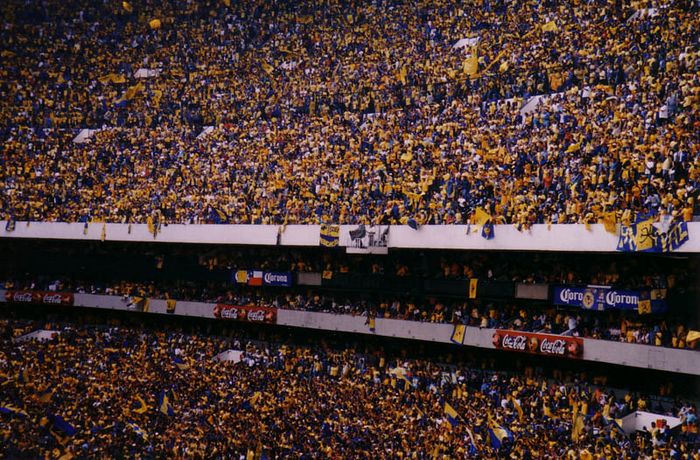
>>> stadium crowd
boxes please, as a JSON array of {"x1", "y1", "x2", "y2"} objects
[
  {"x1": 194, "y1": 249, "x2": 697, "y2": 289},
  {"x1": 1, "y1": 315, "x2": 698, "y2": 458},
  {"x1": 4, "y1": 239, "x2": 697, "y2": 290},
  {"x1": 1, "y1": 0, "x2": 699, "y2": 225},
  {"x1": 2, "y1": 275, "x2": 697, "y2": 350}
]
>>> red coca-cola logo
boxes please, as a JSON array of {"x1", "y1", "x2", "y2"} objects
[
  {"x1": 214, "y1": 304, "x2": 277, "y2": 324},
  {"x1": 493, "y1": 330, "x2": 583, "y2": 359},
  {"x1": 247, "y1": 310, "x2": 266, "y2": 322},
  {"x1": 221, "y1": 307, "x2": 239, "y2": 319},
  {"x1": 5, "y1": 291, "x2": 74, "y2": 306},
  {"x1": 42, "y1": 294, "x2": 65, "y2": 304},
  {"x1": 12, "y1": 292, "x2": 35, "y2": 303},
  {"x1": 539, "y1": 338, "x2": 567, "y2": 355},
  {"x1": 502, "y1": 334, "x2": 527, "y2": 351}
]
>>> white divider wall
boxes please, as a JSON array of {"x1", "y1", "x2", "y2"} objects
[
  {"x1": 72, "y1": 294, "x2": 216, "y2": 318},
  {"x1": 3, "y1": 221, "x2": 700, "y2": 252},
  {"x1": 619, "y1": 411, "x2": 682, "y2": 435},
  {"x1": 582, "y1": 338, "x2": 700, "y2": 374},
  {"x1": 1, "y1": 291, "x2": 698, "y2": 375},
  {"x1": 276, "y1": 309, "x2": 494, "y2": 346},
  {"x1": 148, "y1": 299, "x2": 215, "y2": 318}
]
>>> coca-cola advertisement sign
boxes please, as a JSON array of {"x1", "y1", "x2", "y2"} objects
[
  {"x1": 213, "y1": 304, "x2": 276, "y2": 324},
  {"x1": 5, "y1": 290, "x2": 74, "y2": 306},
  {"x1": 492, "y1": 330, "x2": 583, "y2": 359}
]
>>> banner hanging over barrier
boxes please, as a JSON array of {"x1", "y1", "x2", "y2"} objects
[
  {"x1": 233, "y1": 270, "x2": 293, "y2": 287},
  {"x1": 492, "y1": 330, "x2": 583, "y2": 359},
  {"x1": 4, "y1": 291, "x2": 74, "y2": 306},
  {"x1": 552, "y1": 285, "x2": 667, "y2": 313},
  {"x1": 213, "y1": 304, "x2": 277, "y2": 324},
  {"x1": 617, "y1": 221, "x2": 689, "y2": 253},
  {"x1": 262, "y1": 272, "x2": 292, "y2": 287},
  {"x1": 340, "y1": 225, "x2": 389, "y2": 254}
]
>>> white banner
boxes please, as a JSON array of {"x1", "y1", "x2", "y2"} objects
[{"x1": 340, "y1": 224, "x2": 389, "y2": 254}]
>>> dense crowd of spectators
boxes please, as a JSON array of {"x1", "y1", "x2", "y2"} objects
[
  {"x1": 1, "y1": 0, "x2": 699, "y2": 225},
  {"x1": 0, "y1": 316, "x2": 698, "y2": 458},
  {"x1": 2, "y1": 276, "x2": 697, "y2": 350},
  {"x1": 195, "y1": 248, "x2": 698, "y2": 289},
  {"x1": 4, "y1": 240, "x2": 697, "y2": 291}
]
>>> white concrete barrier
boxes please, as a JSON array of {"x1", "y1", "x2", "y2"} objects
[
  {"x1": 14, "y1": 330, "x2": 60, "y2": 342},
  {"x1": 2, "y1": 221, "x2": 700, "y2": 253},
  {"x1": 619, "y1": 411, "x2": 681, "y2": 435}
]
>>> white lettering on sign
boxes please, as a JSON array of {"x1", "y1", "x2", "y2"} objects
[
  {"x1": 539, "y1": 338, "x2": 567, "y2": 355},
  {"x1": 502, "y1": 335, "x2": 527, "y2": 351}
]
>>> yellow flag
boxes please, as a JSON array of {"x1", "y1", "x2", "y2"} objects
[
  {"x1": 565, "y1": 143, "x2": 580, "y2": 153},
  {"x1": 473, "y1": 207, "x2": 491, "y2": 227},
  {"x1": 513, "y1": 398, "x2": 524, "y2": 420},
  {"x1": 450, "y1": 324, "x2": 466, "y2": 345},
  {"x1": 122, "y1": 1, "x2": 133, "y2": 13},
  {"x1": 601, "y1": 212, "x2": 617, "y2": 234},
  {"x1": 544, "y1": 403, "x2": 558, "y2": 419},
  {"x1": 249, "y1": 391, "x2": 262, "y2": 408},
  {"x1": 166, "y1": 299, "x2": 177, "y2": 314},
  {"x1": 463, "y1": 54, "x2": 478, "y2": 77},
  {"x1": 638, "y1": 299, "x2": 651, "y2": 314},
  {"x1": 468, "y1": 279, "x2": 478, "y2": 299},
  {"x1": 149, "y1": 19, "x2": 162, "y2": 30},
  {"x1": 297, "y1": 15, "x2": 313, "y2": 24},
  {"x1": 261, "y1": 62, "x2": 274, "y2": 74},
  {"x1": 122, "y1": 82, "x2": 145, "y2": 101},
  {"x1": 398, "y1": 66, "x2": 407, "y2": 85},
  {"x1": 98, "y1": 73, "x2": 126, "y2": 84},
  {"x1": 634, "y1": 218, "x2": 657, "y2": 251},
  {"x1": 686, "y1": 330, "x2": 700, "y2": 343},
  {"x1": 37, "y1": 388, "x2": 54, "y2": 403},
  {"x1": 152, "y1": 89, "x2": 163, "y2": 105},
  {"x1": 542, "y1": 21, "x2": 558, "y2": 32},
  {"x1": 133, "y1": 396, "x2": 149, "y2": 414},
  {"x1": 572, "y1": 412, "x2": 585, "y2": 441}
]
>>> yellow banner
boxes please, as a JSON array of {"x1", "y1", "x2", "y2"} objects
[
  {"x1": 463, "y1": 54, "x2": 478, "y2": 77},
  {"x1": 469, "y1": 279, "x2": 478, "y2": 299},
  {"x1": 450, "y1": 324, "x2": 466, "y2": 344},
  {"x1": 542, "y1": 21, "x2": 558, "y2": 32},
  {"x1": 473, "y1": 207, "x2": 491, "y2": 227}
]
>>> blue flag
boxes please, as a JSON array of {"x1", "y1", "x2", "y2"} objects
[
  {"x1": 172, "y1": 356, "x2": 188, "y2": 370},
  {"x1": 489, "y1": 423, "x2": 513, "y2": 449},
  {"x1": 481, "y1": 221, "x2": 495, "y2": 240},
  {"x1": 158, "y1": 390, "x2": 175, "y2": 416},
  {"x1": 0, "y1": 404, "x2": 28, "y2": 418},
  {"x1": 49, "y1": 414, "x2": 77, "y2": 436},
  {"x1": 128, "y1": 422, "x2": 148, "y2": 440},
  {"x1": 444, "y1": 402, "x2": 459, "y2": 426}
]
